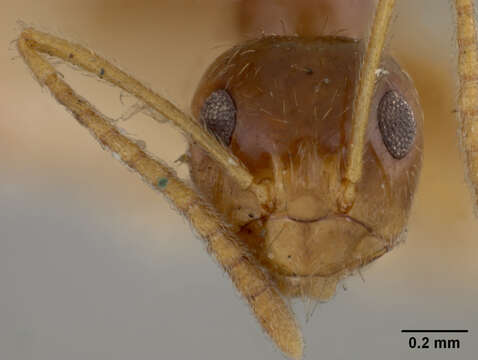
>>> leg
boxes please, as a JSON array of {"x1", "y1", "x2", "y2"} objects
[
  {"x1": 17, "y1": 29, "x2": 302, "y2": 359},
  {"x1": 339, "y1": 0, "x2": 396, "y2": 212},
  {"x1": 453, "y1": 0, "x2": 478, "y2": 215},
  {"x1": 17, "y1": 29, "x2": 269, "y2": 204}
]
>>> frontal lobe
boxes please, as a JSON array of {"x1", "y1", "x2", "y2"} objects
[{"x1": 191, "y1": 36, "x2": 363, "y2": 175}]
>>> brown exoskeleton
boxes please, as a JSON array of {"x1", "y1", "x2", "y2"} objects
[
  {"x1": 16, "y1": 0, "x2": 478, "y2": 358},
  {"x1": 190, "y1": 35, "x2": 422, "y2": 299}
]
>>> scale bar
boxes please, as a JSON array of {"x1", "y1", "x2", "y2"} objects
[{"x1": 401, "y1": 330, "x2": 469, "y2": 333}]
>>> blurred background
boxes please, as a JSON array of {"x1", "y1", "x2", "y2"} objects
[{"x1": 1, "y1": 1, "x2": 477, "y2": 359}]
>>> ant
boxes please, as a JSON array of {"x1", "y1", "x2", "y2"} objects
[{"x1": 15, "y1": 0, "x2": 478, "y2": 358}]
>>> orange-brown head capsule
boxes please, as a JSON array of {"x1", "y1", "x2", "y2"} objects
[{"x1": 190, "y1": 36, "x2": 423, "y2": 300}]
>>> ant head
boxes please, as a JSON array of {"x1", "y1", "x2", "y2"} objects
[{"x1": 190, "y1": 36, "x2": 423, "y2": 298}]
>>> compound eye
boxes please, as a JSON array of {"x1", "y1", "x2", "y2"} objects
[
  {"x1": 377, "y1": 90, "x2": 416, "y2": 159},
  {"x1": 200, "y1": 89, "x2": 236, "y2": 145}
]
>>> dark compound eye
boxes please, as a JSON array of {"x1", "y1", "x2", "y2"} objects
[
  {"x1": 200, "y1": 89, "x2": 236, "y2": 145},
  {"x1": 377, "y1": 90, "x2": 416, "y2": 159}
]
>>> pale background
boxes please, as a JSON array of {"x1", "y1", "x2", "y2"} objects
[{"x1": 1, "y1": 1, "x2": 477, "y2": 359}]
